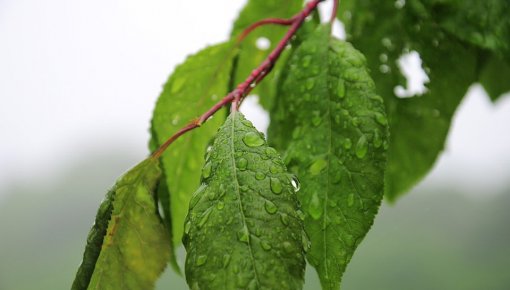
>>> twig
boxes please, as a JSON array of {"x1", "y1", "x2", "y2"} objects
[{"x1": 152, "y1": 0, "x2": 325, "y2": 160}]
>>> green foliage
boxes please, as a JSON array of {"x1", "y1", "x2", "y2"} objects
[
  {"x1": 183, "y1": 112, "x2": 306, "y2": 290},
  {"x1": 72, "y1": 159, "x2": 170, "y2": 290},
  {"x1": 337, "y1": 0, "x2": 509, "y2": 200},
  {"x1": 231, "y1": 0, "x2": 303, "y2": 110},
  {"x1": 269, "y1": 25, "x2": 389, "y2": 289},
  {"x1": 150, "y1": 42, "x2": 238, "y2": 248},
  {"x1": 73, "y1": 1, "x2": 510, "y2": 289}
]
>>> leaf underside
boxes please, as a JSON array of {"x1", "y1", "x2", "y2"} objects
[
  {"x1": 72, "y1": 159, "x2": 170, "y2": 290},
  {"x1": 150, "y1": 41, "x2": 238, "y2": 249},
  {"x1": 183, "y1": 112, "x2": 306, "y2": 290},
  {"x1": 338, "y1": 0, "x2": 509, "y2": 200},
  {"x1": 269, "y1": 25, "x2": 389, "y2": 289}
]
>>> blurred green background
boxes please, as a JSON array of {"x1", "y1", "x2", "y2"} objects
[{"x1": 1, "y1": 148, "x2": 509, "y2": 290}]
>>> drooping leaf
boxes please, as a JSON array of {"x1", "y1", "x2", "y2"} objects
[
  {"x1": 72, "y1": 158, "x2": 170, "y2": 290},
  {"x1": 183, "y1": 112, "x2": 306, "y2": 290},
  {"x1": 231, "y1": 0, "x2": 303, "y2": 110},
  {"x1": 268, "y1": 25, "x2": 389, "y2": 290},
  {"x1": 338, "y1": 0, "x2": 480, "y2": 200},
  {"x1": 150, "y1": 42, "x2": 238, "y2": 248}
]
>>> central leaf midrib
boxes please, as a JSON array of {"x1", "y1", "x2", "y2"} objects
[{"x1": 228, "y1": 113, "x2": 261, "y2": 287}]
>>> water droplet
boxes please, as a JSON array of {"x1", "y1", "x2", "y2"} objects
[
  {"x1": 280, "y1": 213, "x2": 290, "y2": 226},
  {"x1": 196, "y1": 255, "x2": 207, "y2": 266},
  {"x1": 355, "y1": 135, "x2": 368, "y2": 159},
  {"x1": 171, "y1": 116, "x2": 180, "y2": 126},
  {"x1": 202, "y1": 162, "x2": 212, "y2": 178},
  {"x1": 308, "y1": 192, "x2": 323, "y2": 220},
  {"x1": 309, "y1": 158, "x2": 327, "y2": 175},
  {"x1": 237, "y1": 158, "x2": 248, "y2": 170},
  {"x1": 305, "y1": 79, "x2": 315, "y2": 90},
  {"x1": 337, "y1": 80, "x2": 345, "y2": 98},
  {"x1": 343, "y1": 138, "x2": 352, "y2": 149},
  {"x1": 302, "y1": 232, "x2": 311, "y2": 252},
  {"x1": 216, "y1": 201, "x2": 225, "y2": 210},
  {"x1": 255, "y1": 172, "x2": 265, "y2": 180},
  {"x1": 282, "y1": 241, "x2": 293, "y2": 253},
  {"x1": 243, "y1": 132, "x2": 264, "y2": 147},
  {"x1": 381, "y1": 37, "x2": 392, "y2": 48},
  {"x1": 347, "y1": 193, "x2": 355, "y2": 207},
  {"x1": 222, "y1": 254, "x2": 231, "y2": 268},
  {"x1": 265, "y1": 147, "x2": 277, "y2": 157},
  {"x1": 373, "y1": 130, "x2": 383, "y2": 148},
  {"x1": 261, "y1": 240, "x2": 272, "y2": 251},
  {"x1": 394, "y1": 0, "x2": 406, "y2": 9},
  {"x1": 379, "y1": 53, "x2": 388, "y2": 63},
  {"x1": 207, "y1": 190, "x2": 216, "y2": 201},
  {"x1": 290, "y1": 176, "x2": 301, "y2": 192},
  {"x1": 351, "y1": 117, "x2": 360, "y2": 126},
  {"x1": 238, "y1": 227, "x2": 250, "y2": 243},
  {"x1": 312, "y1": 115, "x2": 322, "y2": 127},
  {"x1": 379, "y1": 64, "x2": 390, "y2": 73},
  {"x1": 270, "y1": 178, "x2": 283, "y2": 194},
  {"x1": 302, "y1": 55, "x2": 312, "y2": 68},
  {"x1": 184, "y1": 220, "x2": 191, "y2": 234},
  {"x1": 296, "y1": 209, "x2": 305, "y2": 221},
  {"x1": 189, "y1": 184, "x2": 206, "y2": 208},
  {"x1": 256, "y1": 37, "x2": 270, "y2": 50},
  {"x1": 269, "y1": 165, "x2": 280, "y2": 174},
  {"x1": 374, "y1": 112, "x2": 388, "y2": 126},
  {"x1": 198, "y1": 209, "x2": 212, "y2": 228},
  {"x1": 264, "y1": 200, "x2": 278, "y2": 214}
]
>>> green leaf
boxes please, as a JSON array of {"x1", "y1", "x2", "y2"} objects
[
  {"x1": 150, "y1": 42, "x2": 238, "y2": 248},
  {"x1": 268, "y1": 25, "x2": 389, "y2": 289},
  {"x1": 231, "y1": 0, "x2": 303, "y2": 110},
  {"x1": 479, "y1": 54, "x2": 510, "y2": 102},
  {"x1": 72, "y1": 158, "x2": 170, "y2": 290},
  {"x1": 338, "y1": 0, "x2": 479, "y2": 200},
  {"x1": 183, "y1": 112, "x2": 306, "y2": 290}
]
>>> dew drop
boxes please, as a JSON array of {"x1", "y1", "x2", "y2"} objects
[
  {"x1": 198, "y1": 209, "x2": 212, "y2": 228},
  {"x1": 347, "y1": 193, "x2": 355, "y2": 207},
  {"x1": 373, "y1": 129, "x2": 383, "y2": 148},
  {"x1": 222, "y1": 254, "x2": 231, "y2": 268},
  {"x1": 374, "y1": 112, "x2": 388, "y2": 126},
  {"x1": 237, "y1": 158, "x2": 248, "y2": 171},
  {"x1": 270, "y1": 178, "x2": 283, "y2": 194},
  {"x1": 196, "y1": 255, "x2": 207, "y2": 266},
  {"x1": 296, "y1": 209, "x2": 306, "y2": 221},
  {"x1": 280, "y1": 213, "x2": 290, "y2": 226},
  {"x1": 255, "y1": 172, "x2": 265, "y2": 180},
  {"x1": 282, "y1": 241, "x2": 293, "y2": 253},
  {"x1": 355, "y1": 135, "x2": 368, "y2": 159},
  {"x1": 202, "y1": 162, "x2": 212, "y2": 179},
  {"x1": 343, "y1": 138, "x2": 352, "y2": 149},
  {"x1": 184, "y1": 220, "x2": 191, "y2": 234},
  {"x1": 243, "y1": 132, "x2": 265, "y2": 147},
  {"x1": 269, "y1": 165, "x2": 280, "y2": 174},
  {"x1": 308, "y1": 192, "x2": 323, "y2": 220},
  {"x1": 290, "y1": 176, "x2": 301, "y2": 192},
  {"x1": 238, "y1": 227, "x2": 250, "y2": 243},
  {"x1": 302, "y1": 232, "x2": 311, "y2": 252},
  {"x1": 312, "y1": 115, "x2": 322, "y2": 127},
  {"x1": 216, "y1": 201, "x2": 225, "y2": 210},
  {"x1": 309, "y1": 158, "x2": 327, "y2": 175},
  {"x1": 261, "y1": 240, "x2": 272, "y2": 251},
  {"x1": 264, "y1": 200, "x2": 278, "y2": 214},
  {"x1": 256, "y1": 37, "x2": 271, "y2": 50}
]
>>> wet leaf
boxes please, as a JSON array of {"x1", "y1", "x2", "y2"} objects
[
  {"x1": 183, "y1": 112, "x2": 306, "y2": 290},
  {"x1": 268, "y1": 25, "x2": 389, "y2": 289}
]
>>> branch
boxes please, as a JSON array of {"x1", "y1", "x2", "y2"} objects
[{"x1": 152, "y1": 0, "x2": 325, "y2": 160}]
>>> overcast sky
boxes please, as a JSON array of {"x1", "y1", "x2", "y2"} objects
[{"x1": 1, "y1": 0, "x2": 509, "y2": 201}]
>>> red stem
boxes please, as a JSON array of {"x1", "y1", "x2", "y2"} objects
[
  {"x1": 152, "y1": 0, "x2": 324, "y2": 160},
  {"x1": 238, "y1": 17, "x2": 296, "y2": 43}
]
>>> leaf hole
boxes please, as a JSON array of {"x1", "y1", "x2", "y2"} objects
[
  {"x1": 256, "y1": 37, "x2": 271, "y2": 50},
  {"x1": 394, "y1": 50, "x2": 429, "y2": 98}
]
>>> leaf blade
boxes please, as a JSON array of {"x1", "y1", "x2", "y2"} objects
[
  {"x1": 269, "y1": 25, "x2": 389, "y2": 289},
  {"x1": 72, "y1": 158, "x2": 170, "y2": 290},
  {"x1": 150, "y1": 41, "x2": 238, "y2": 247},
  {"x1": 183, "y1": 112, "x2": 306, "y2": 290}
]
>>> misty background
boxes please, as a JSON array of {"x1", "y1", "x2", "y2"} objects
[{"x1": 1, "y1": 0, "x2": 509, "y2": 289}]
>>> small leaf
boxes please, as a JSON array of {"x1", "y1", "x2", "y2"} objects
[
  {"x1": 150, "y1": 41, "x2": 238, "y2": 248},
  {"x1": 269, "y1": 25, "x2": 389, "y2": 289},
  {"x1": 231, "y1": 0, "x2": 303, "y2": 110},
  {"x1": 183, "y1": 112, "x2": 306, "y2": 290},
  {"x1": 72, "y1": 158, "x2": 171, "y2": 290}
]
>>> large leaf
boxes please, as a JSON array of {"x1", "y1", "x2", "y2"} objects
[
  {"x1": 183, "y1": 112, "x2": 306, "y2": 290},
  {"x1": 231, "y1": 0, "x2": 303, "y2": 110},
  {"x1": 72, "y1": 158, "x2": 170, "y2": 290},
  {"x1": 150, "y1": 42, "x2": 238, "y2": 247},
  {"x1": 338, "y1": 0, "x2": 480, "y2": 200},
  {"x1": 268, "y1": 25, "x2": 389, "y2": 289}
]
